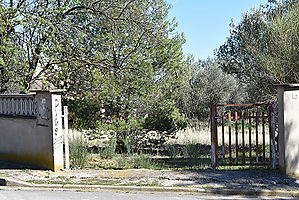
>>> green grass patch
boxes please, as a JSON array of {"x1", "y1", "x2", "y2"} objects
[
  {"x1": 117, "y1": 182, "x2": 161, "y2": 187},
  {"x1": 216, "y1": 165, "x2": 271, "y2": 170},
  {"x1": 28, "y1": 178, "x2": 121, "y2": 185},
  {"x1": 70, "y1": 136, "x2": 90, "y2": 169},
  {"x1": 88, "y1": 154, "x2": 212, "y2": 170},
  {"x1": 153, "y1": 157, "x2": 210, "y2": 170},
  {"x1": 89, "y1": 154, "x2": 164, "y2": 170}
]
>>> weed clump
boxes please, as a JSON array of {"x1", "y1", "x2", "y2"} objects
[{"x1": 70, "y1": 136, "x2": 90, "y2": 169}]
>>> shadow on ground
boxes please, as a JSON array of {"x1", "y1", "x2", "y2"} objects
[
  {"x1": 180, "y1": 169, "x2": 299, "y2": 192},
  {"x1": 153, "y1": 157, "x2": 211, "y2": 169},
  {"x1": 0, "y1": 160, "x2": 42, "y2": 170}
]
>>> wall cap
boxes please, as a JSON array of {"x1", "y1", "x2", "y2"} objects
[
  {"x1": 29, "y1": 89, "x2": 66, "y2": 94},
  {"x1": 274, "y1": 83, "x2": 299, "y2": 88}
]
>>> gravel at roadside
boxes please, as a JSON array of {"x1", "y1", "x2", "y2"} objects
[{"x1": 0, "y1": 168, "x2": 298, "y2": 192}]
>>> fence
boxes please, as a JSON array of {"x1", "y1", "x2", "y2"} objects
[
  {"x1": 0, "y1": 90, "x2": 66, "y2": 171},
  {"x1": 0, "y1": 95, "x2": 36, "y2": 118},
  {"x1": 210, "y1": 103, "x2": 276, "y2": 170}
]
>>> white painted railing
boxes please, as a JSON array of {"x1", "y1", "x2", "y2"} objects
[{"x1": 0, "y1": 95, "x2": 36, "y2": 118}]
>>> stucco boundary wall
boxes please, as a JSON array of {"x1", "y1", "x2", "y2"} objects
[
  {"x1": 276, "y1": 84, "x2": 299, "y2": 177},
  {"x1": 0, "y1": 90, "x2": 64, "y2": 171}
]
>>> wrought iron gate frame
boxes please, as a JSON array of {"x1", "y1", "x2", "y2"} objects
[{"x1": 210, "y1": 103, "x2": 276, "y2": 170}]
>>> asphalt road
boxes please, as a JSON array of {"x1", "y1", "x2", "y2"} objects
[{"x1": 0, "y1": 190, "x2": 296, "y2": 200}]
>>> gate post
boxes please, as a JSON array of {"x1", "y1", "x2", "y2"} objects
[
  {"x1": 276, "y1": 84, "x2": 299, "y2": 176},
  {"x1": 63, "y1": 106, "x2": 70, "y2": 170},
  {"x1": 269, "y1": 104, "x2": 276, "y2": 169},
  {"x1": 210, "y1": 104, "x2": 218, "y2": 170}
]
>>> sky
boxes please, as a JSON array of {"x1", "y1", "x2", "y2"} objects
[{"x1": 166, "y1": 0, "x2": 267, "y2": 60}]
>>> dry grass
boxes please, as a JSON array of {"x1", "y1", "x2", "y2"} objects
[
  {"x1": 68, "y1": 124, "x2": 271, "y2": 149},
  {"x1": 168, "y1": 127, "x2": 210, "y2": 145},
  {"x1": 167, "y1": 125, "x2": 270, "y2": 147},
  {"x1": 216, "y1": 126, "x2": 270, "y2": 147},
  {"x1": 67, "y1": 129, "x2": 114, "y2": 147},
  {"x1": 67, "y1": 125, "x2": 273, "y2": 169}
]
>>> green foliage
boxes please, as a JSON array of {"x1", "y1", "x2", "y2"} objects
[
  {"x1": 245, "y1": 1, "x2": 299, "y2": 83},
  {"x1": 165, "y1": 143, "x2": 210, "y2": 159},
  {"x1": 0, "y1": 0, "x2": 191, "y2": 95},
  {"x1": 144, "y1": 100, "x2": 187, "y2": 133},
  {"x1": 1, "y1": 1, "x2": 191, "y2": 148},
  {"x1": 99, "y1": 139, "x2": 117, "y2": 159},
  {"x1": 64, "y1": 97, "x2": 102, "y2": 130},
  {"x1": 184, "y1": 144, "x2": 200, "y2": 158},
  {"x1": 0, "y1": 3, "x2": 23, "y2": 93},
  {"x1": 112, "y1": 154, "x2": 160, "y2": 169},
  {"x1": 217, "y1": 0, "x2": 299, "y2": 102},
  {"x1": 69, "y1": 136, "x2": 90, "y2": 169},
  {"x1": 177, "y1": 59, "x2": 246, "y2": 121},
  {"x1": 48, "y1": 0, "x2": 191, "y2": 150},
  {"x1": 165, "y1": 144, "x2": 183, "y2": 158}
]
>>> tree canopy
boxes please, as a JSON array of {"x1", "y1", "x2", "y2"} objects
[
  {"x1": 217, "y1": 0, "x2": 299, "y2": 102},
  {"x1": 2, "y1": 0, "x2": 299, "y2": 145},
  {"x1": 0, "y1": 0, "x2": 193, "y2": 148},
  {"x1": 0, "y1": 0, "x2": 190, "y2": 93}
]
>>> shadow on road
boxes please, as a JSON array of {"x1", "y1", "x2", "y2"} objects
[{"x1": 187, "y1": 169, "x2": 299, "y2": 192}]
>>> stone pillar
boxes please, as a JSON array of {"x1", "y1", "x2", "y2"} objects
[
  {"x1": 33, "y1": 90, "x2": 64, "y2": 171},
  {"x1": 276, "y1": 84, "x2": 299, "y2": 176}
]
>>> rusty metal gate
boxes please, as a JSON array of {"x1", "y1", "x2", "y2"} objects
[{"x1": 210, "y1": 103, "x2": 276, "y2": 170}]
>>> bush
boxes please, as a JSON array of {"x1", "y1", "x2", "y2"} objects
[
  {"x1": 144, "y1": 100, "x2": 187, "y2": 133},
  {"x1": 64, "y1": 93, "x2": 188, "y2": 153},
  {"x1": 112, "y1": 154, "x2": 161, "y2": 169},
  {"x1": 63, "y1": 97, "x2": 102, "y2": 130},
  {"x1": 69, "y1": 136, "x2": 90, "y2": 169},
  {"x1": 99, "y1": 138, "x2": 117, "y2": 159}
]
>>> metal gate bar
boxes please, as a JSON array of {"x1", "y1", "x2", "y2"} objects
[
  {"x1": 241, "y1": 112, "x2": 245, "y2": 164},
  {"x1": 248, "y1": 112, "x2": 252, "y2": 164},
  {"x1": 210, "y1": 103, "x2": 276, "y2": 170}
]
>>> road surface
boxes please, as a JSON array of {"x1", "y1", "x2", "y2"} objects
[{"x1": 0, "y1": 190, "x2": 295, "y2": 200}]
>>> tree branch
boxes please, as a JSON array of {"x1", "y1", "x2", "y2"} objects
[
  {"x1": 116, "y1": 0, "x2": 135, "y2": 20},
  {"x1": 119, "y1": 31, "x2": 146, "y2": 68}
]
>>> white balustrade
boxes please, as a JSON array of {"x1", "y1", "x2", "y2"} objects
[{"x1": 0, "y1": 95, "x2": 36, "y2": 117}]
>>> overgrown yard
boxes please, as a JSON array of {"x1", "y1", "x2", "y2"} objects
[
  {"x1": 69, "y1": 127, "x2": 212, "y2": 170},
  {"x1": 69, "y1": 126, "x2": 273, "y2": 170}
]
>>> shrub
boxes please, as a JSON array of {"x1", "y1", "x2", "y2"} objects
[
  {"x1": 69, "y1": 136, "x2": 90, "y2": 169},
  {"x1": 64, "y1": 95, "x2": 187, "y2": 153}
]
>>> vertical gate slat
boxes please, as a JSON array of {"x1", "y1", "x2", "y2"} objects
[
  {"x1": 269, "y1": 104, "x2": 276, "y2": 169},
  {"x1": 210, "y1": 104, "x2": 218, "y2": 170},
  {"x1": 255, "y1": 111, "x2": 259, "y2": 163},
  {"x1": 222, "y1": 112, "x2": 225, "y2": 161},
  {"x1": 235, "y1": 112, "x2": 238, "y2": 164},
  {"x1": 262, "y1": 112, "x2": 266, "y2": 163},
  {"x1": 248, "y1": 112, "x2": 252, "y2": 164},
  {"x1": 210, "y1": 103, "x2": 275, "y2": 168},
  {"x1": 242, "y1": 112, "x2": 245, "y2": 164},
  {"x1": 268, "y1": 106, "x2": 272, "y2": 162},
  {"x1": 228, "y1": 112, "x2": 232, "y2": 165}
]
